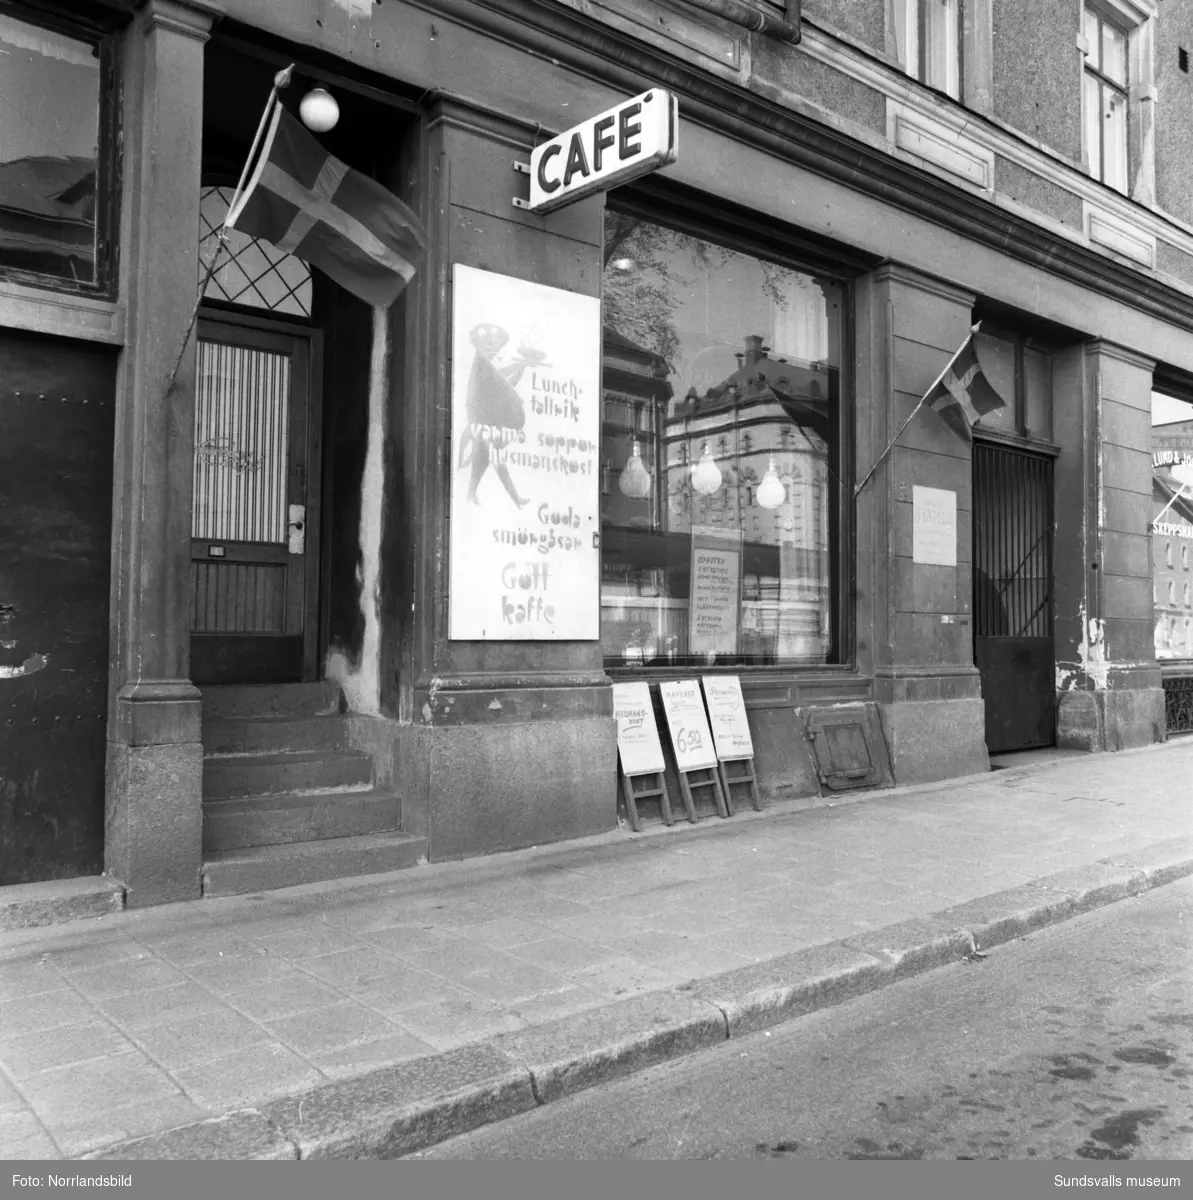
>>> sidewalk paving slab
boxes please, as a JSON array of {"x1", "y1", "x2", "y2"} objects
[{"x1": 0, "y1": 738, "x2": 1182, "y2": 1161}]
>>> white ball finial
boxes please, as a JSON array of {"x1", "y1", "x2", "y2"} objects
[{"x1": 300, "y1": 88, "x2": 340, "y2": 132}]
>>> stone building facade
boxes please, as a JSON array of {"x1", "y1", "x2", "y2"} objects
[{"x1": 2, "y1": 0, "x2": 1192, "y2": 909}]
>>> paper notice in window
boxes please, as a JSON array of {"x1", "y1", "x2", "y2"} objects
[{"x1": 688, "y1": 527, "x2": 742, "y2": 658}]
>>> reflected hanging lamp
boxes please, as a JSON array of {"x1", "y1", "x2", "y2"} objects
[
  {"x1": 691, "y1": 442, "x2": 723, "y2": 496},
  {"x1": 618, "y1": 441, "x2": 652, "y2": 499},
  {"x1": 756, "y1": 457, "x2": 786, "y2": 510}
]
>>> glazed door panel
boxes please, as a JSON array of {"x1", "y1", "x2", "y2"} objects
[{"x1": 189, "y1": 314, "x2": 320, "y2": 684}]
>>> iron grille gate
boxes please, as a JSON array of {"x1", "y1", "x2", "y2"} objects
[{"x1": 973, "y1": 442, "x2": 1055, "y2": 752}]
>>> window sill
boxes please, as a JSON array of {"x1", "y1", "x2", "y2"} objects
[{"x1": 0, "y1": 279, "x2": 125, "y2": 345}]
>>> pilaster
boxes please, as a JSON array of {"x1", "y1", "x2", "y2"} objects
[
  {"x1": 856, "y1": 263, "x2": 988, "y2": 782},
  {"x1": 105, "y1": 0, "x2": 220, "y2": 905},
  {"x1": 1055, "y1": 339, "x2": 1165, "y2": 751}
]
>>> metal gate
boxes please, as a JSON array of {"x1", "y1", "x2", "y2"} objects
[{"x1": 973, "y1": 442, "x2": 1055, "y2": 753}]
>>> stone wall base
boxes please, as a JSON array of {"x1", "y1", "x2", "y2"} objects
[
  {"x1": 1056, "y1": 688, "x2": 1166, "y2": 752},
  {"x1": 878, "y1": 698, "x2": 990, "y2": 784},
  {"x1": 104, "y1": 739, "x2": 202, "y2": 907},
  {"x1": 396, "y1": 716, "x2": 618, "y2": 861}
]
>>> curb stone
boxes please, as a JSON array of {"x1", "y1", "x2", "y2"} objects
[
  {"x1": 85, "y1": 1111, "x2": 297, "y2": 1161},
  {"x1": 85, "y1": 843, "x2": 1193, "y2": 1162},
  {"x1": 491, "y1": 991, "x2": 727, "y2": 1105}
]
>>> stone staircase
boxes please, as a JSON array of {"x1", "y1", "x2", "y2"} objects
[{"x1": 200, "y1": 682, "x2": 425, "y2": 897}]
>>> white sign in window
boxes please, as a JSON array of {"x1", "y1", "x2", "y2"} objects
[
  {"x1": 912, "y1": 486, "x2": 957, "y2": 566},
  {"x1": 448, "y1": 265, "x2": 601, "y2": 640}
]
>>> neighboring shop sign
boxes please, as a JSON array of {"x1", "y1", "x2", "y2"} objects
[
  {"x1": 688, "y1": 527, "x2": 742, "y2": 658},
  {"x1": 912, "y1": 486, "x2": 957, "y2": 566},
  {"x1": 1153, "y1": 520, "x2": 1193, "y2": 539},
  {"x1": 659, "y1": 679, "x2": 718, "y2": 772},
  {"x1": 701, "y1": 675, "x2": 754, "y2": 762},
  {"x1": 526, "y1": 89, "x2": 679, "y2": 214},
  {"x1": 448, "y1": 265, "x2": 601, "y2": 640},
  {"x1": 612, "y1": 681, "x2": 666, "y2": 776}
]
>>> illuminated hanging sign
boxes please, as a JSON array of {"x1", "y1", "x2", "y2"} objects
[{"x1": 527, "y1": 89, "x2": 679, "y2": 214}]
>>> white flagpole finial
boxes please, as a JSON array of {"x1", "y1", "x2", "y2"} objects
[{"x1": 274, "y1": 64, "x2": 295, "y2": 89}]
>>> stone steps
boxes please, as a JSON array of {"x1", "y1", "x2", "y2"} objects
[
  {"x1": 200, "y1": 681, "x2": 343, "y2": 721},
  {"x1": 203, "y1": 790, "x2": 401, "y2": 853},
  {"x1": 202, "y1": 832, "x2": 427, "y2": 898},
  {"x1": 202, "y1": 714, "x2": 350, "y2": 757},
  {"x1": 202, "y1": 749, "x2": 374, "y2": 801},
  {"x1": 199, "y1": 683, "x2": 422, "y2": 897}
]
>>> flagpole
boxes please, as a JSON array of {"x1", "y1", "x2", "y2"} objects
[
  {"x1": 1153, "y1": 479, "x2": 1193, "y2": 526},
  {"x1": 853, "y1": 322, "x2": 983, "y2": 501},
  {"x1": 225, "y1": 64, "x2": 293, "y2": 223},
  {"x1": 163, "y1": 64, "x2": 294, "y2": 398}
]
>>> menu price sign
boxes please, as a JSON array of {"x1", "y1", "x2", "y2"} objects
[
  {"x1": 701, "y1": 675, "x2": 754, "y2": 761},
  {"x1": 659, "y1": 679, "x2": 718, "y2": 772},
  {"x1": 448, "y1": 265, "x2": 601, "y2": 640},
  {"x1": 612, "y1": 682, "x2": 666, "y2": 776}
]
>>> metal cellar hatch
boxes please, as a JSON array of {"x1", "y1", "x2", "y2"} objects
[{"x1": 802, "y1": 705, "x2": 892, "y2": 792}]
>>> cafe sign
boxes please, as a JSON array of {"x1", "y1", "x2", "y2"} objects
[{"x1": 526, "y1": 89, "x2": 679, "y2": 214}]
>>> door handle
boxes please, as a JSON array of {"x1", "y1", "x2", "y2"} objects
[{"x1": 288, "y1": 503, "x2": 306, "y2": 555}]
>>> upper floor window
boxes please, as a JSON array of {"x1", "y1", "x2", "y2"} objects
[
  {"x1": 1083, "y1": 7, "x2": 1130, "y2": 192},
  {"x1": 1080, "y1": 0, "x2": 1158, "y2": 202},
  {"x1": 0, "y1": 8, "x2": 115, "y2": 292},
  {"x1": 895, "y1": 0, "x2": 961, "y2": 100}
]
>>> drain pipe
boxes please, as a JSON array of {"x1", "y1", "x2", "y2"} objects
[{"x1": 673, "y1": 0, "x2": 801, "y2": 42}]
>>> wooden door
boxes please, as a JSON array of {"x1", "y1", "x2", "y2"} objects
[
  {"x1": 973, "y1": 442, "x2": 1055, "y2": 753},
  {"x1": 189, "y1": 312, "x2": 321, "y2": 684},
  {"x1": 0, "y1": 329, "x2": 115, "y2": 884}
]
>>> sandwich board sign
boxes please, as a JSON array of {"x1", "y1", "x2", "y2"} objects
[
  {"x1": 701, "y1": 676, "x2": 754, "y2": 762},
  {"x1": 658, "y1": 679, "x2": 718, "y2": 773},
  {"x1": 611, "y1": 681, "x2": 666, "y2": 777},
  {"x1": 526, "y1": 89, "x2": 679, "y2": 214}
]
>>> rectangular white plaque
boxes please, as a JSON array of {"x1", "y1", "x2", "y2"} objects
[{"x1": 912, "y1": 486, "x2": 957, "y2": 566}]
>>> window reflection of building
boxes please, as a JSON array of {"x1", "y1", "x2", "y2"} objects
[
  {"x1": 598, "y1": 211, "x2": 843, "y2": 669},
  {"x1": 664, "y1": 336, "x2": 834, "y2": 664},
  {"x1": 0, "y1": 13, "x2": 106, "y2": 287},
  {"x1": 1150, "y1": 397, "x2": 1193, "y2": 661}
]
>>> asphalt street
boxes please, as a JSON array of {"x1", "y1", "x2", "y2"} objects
[{"x1": 420, "y1": 875, "x2": 1193, "y2": 1160}]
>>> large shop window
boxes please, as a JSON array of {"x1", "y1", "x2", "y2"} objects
[
  {"x1": 0, "y1": 8, "x2": 113, "y2": 289},
  {"x1": 600, "y1": 211, "x2": 844, "y2": 669},
  {"x1": 1152, "y1": 390, "x2": 1193, "y2": 661}
]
